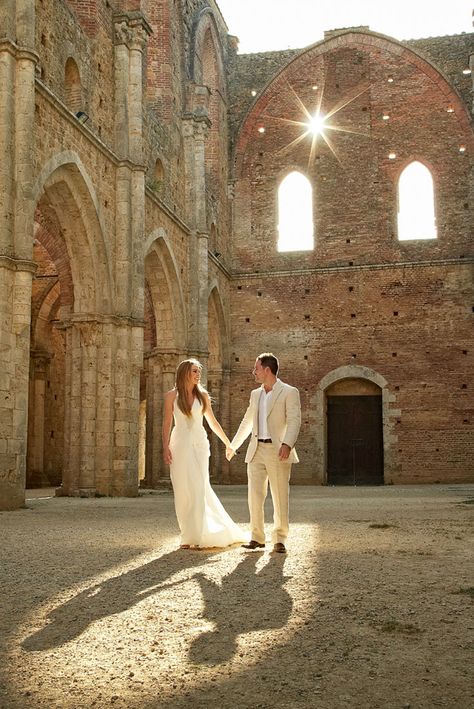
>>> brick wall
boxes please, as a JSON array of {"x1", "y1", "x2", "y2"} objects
[{"x1": 227, "y1": 30, "x2": 474, "y2": 484}]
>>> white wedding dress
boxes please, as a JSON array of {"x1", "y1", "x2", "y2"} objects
[{"x1": 169, "y1": 397, "x2": 245, "y2": 547}]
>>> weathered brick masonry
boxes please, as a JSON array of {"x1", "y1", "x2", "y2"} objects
[
  {"x1": 0, "y1": 2, "x2": 472, "y2": 508},
  {"x1": 227, "y1": 29, "x2": 474, "y2": 483}
]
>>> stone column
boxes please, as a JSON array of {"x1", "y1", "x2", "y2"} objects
[
  {"x1": 207, "y1": 370, "x2": 222, "y2": 482},
  {"x1": 106, "y1": 11, "x2": 150, "y2": 499},
  {"x1": 161, "y1": 359, "x2": 176, "y2": 486},
  {"x1": 0, "y1": 0, "x2": 38, "y2": 510},
  {"x1": 470, "y1": 51, "x2": 474, "y2": 113},
  {"x1": 220, "y1": 368, "x2": 231, "y2": 483},
  {"x1": 113, "y1": 12, "x2": 150, "y2": 317},
  {"x1": 142, "y1": 350, "x2": 181, "y2": 488},
  {"x1": 58, "y1": 317, "x2": 142, "y2": 498},
  {"x1": 27, "y1": 351, "x2": 51, "y2": 486},
  {"x1": 143, "y1": 351, "x2": 163, "y2": 489},
  {"x1": 183, "y1": 86, "x2": 211, "y2": 358}
]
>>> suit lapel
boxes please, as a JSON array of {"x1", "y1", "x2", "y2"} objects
[
  {"x1": 266, "y1": 380, "x2": 283, "y2": 418},
  {"x1": 253, "y1": 389, "x2": 263, "y2": 429}
]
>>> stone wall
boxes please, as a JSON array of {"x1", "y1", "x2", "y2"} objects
[{"x1": 1, "y1": 3, "x2": 472, "y2": 508}]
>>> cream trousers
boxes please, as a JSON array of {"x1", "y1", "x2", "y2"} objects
[{"x1": 247, "y1": 442, "x2": 292, "y2": 544}]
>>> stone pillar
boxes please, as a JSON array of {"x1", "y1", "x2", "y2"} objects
[
  {"x1": 113, "y1": 12, "x2": 150, "y2": 317},
  {"x1": 0, "y1": 259, "x2": 36, "y2": 509},
  {"x1": 58, "y1": 317, "x2": 142, "y2": 498},
  {"x1": 27, "y1": 351, "x2": 51, "y2": 486},
  {"x1": 208, "y1": 370, "x2": 222, "y2": 482},
  {"x1": 207, "y1": 368, "x2": 232, "y2": 483},
  {"x1": 183, "y1": 86, "x2": 211, "y2": 357},
  {"x1": 0, "y1": 0, "x2": 37, "y2": 510},
  {"x1": 142, "y1": 350, "x2": 181, "y2": 488},
  {"x1": 470, "y1": 51, "x2": 474, "y2": 113},
  {"x1": 220, "y1": 368, "x2": 231, "y2": 483},
  {"x1": 143, "y1": 352, "x2": 163, "y2": 488},
  {"x1": 138, "y1": 399, "x2": 146, "y2": 482}
]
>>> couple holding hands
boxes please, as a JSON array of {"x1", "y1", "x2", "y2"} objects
[{"x1": 162, "y1": 353, "x2": 301, "y2": 554}]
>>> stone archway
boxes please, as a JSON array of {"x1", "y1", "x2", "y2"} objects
[
  {"x1": 29, "y1": 155, "x2": 140, "y2": 498},
  {"x1": 311, "y1": 365, "x2": 400, "y2": 484},
  {"x1": 141, "y1": 232, "x2": 187, "y2": 488}
]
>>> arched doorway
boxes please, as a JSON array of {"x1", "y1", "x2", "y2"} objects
[{"x1": 326, "y1": 378, "x2": 383, "y2": 485}]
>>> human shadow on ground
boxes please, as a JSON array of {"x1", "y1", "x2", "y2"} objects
[
  {"x1": 189, "y1": 551, "x2": 292, "y2": 665},
  {"x1": 22, "y1": 549, "x2": 218, "y2": 651}
]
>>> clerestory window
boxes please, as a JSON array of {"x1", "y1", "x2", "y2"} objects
[
  {"x1": 397, "y1": 161, "x2": 437, "y2": 241},
  {"x1": 277, "y1": 171, "x2": 314, "y2": 252}
]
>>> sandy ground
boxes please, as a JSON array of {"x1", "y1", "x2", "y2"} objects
[{"x1": 0, "y1": 484, "x2": 473, "y2": 709}]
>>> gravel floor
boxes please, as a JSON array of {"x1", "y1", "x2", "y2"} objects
[{"x1": 0, "y1": 484, "x2": 473, "y2": 709}]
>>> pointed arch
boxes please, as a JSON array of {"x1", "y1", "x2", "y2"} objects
[
  {"x1": 208, "y1": 283, "x2": 229, "y2": 370},
  {"x1": 144, "y1": 231, "x2": 187, "y2": 350},
  {"x1": 188, "y1": 8, "x2": 225, "y2": 93},
  {"x1": 397, "y1": 160, "x2": 437, "y2": 240},
  {"x1": 33, "y1": 152, "x2": 112, "y2": 314},
  {"x1": 234, "y1": 29, "x2": 474, "y2": 177}
]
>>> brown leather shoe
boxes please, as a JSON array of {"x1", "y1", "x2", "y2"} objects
[
  {"x1": 273, "y1": 542, "x2": 286, "y2": 553},
  {"x1": 242, "y1": 540, "x2": 265, "y2": 550}
]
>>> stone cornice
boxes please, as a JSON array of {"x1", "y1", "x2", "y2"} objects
[
  {"x1": 56, "y1": 314, "x2": 145, "y2": 328},
  {"x1": 231, "y1": 257, "x2": 474, "y2": 280},
  {"x1": 0, "y1": 255, "x2": 37, "y2": 273},
  {"x1": 35, "y1": 80, "x2": 146, "y2": 172},
  {"x1": 145, "y1": 188, "x2": 191, "y2": 234},
  {"x1": 0, "y1": 39, "x2": 38, "y2": 63},
  {"x1": 208, "y1": 250, "x2": 232, "y2": 278}
]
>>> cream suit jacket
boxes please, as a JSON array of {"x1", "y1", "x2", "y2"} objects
[{"x1": 230, "y1": 379, "x2": 301, "y2": 464}]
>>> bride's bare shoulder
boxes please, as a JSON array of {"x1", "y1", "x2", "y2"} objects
[{"x1": 164, "y1": 388, "x2": 177, "y2": 401}]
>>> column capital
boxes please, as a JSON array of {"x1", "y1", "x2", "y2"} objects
[
  {"x1": 144, "y1": 348, "x2": 185, "y2": 373},
  {"x1": 182, "y1": 83, "x2": 212, "y2": 131},
  {"x1": 113, "y1": 12, "x2": 152, "y2": 51}
]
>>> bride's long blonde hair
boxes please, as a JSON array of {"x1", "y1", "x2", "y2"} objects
[{"x1": 175, "y1": 358, "x2": 208, "y2": 417}]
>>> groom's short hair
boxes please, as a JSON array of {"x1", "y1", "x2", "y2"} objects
[{"x1": 257, "y1": 352, "x2": 279, "y2": 375}]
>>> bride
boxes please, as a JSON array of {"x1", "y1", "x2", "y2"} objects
[{"x1": 162, "y1": 358, "x2": 245, "y2": 549}]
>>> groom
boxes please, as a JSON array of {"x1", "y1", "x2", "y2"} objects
[{"x1": 226, "y1": 353, "x2": 301, "y2": 553}]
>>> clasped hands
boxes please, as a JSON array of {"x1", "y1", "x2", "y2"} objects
[{"x1": 225, "y1": 443, "x2": 291, "y2": 461}]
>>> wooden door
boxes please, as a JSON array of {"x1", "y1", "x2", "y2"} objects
[{"x1": 327, "y1": 395, "x2": 383, "y2": 485}]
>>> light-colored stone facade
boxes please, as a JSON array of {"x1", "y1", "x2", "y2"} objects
[{"x1": 0, "y1": 1, "x2": 472, "y2": 509}]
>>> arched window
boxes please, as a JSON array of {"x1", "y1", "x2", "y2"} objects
[
  {"x1": 154, "y1": 158, "x2": 164, "y2": 183},
  {"x1": 277, "y1": 171, "x2": 314, "y2": 252},
  {"x1": 397, "y1": 161, "x2": 437, "y2": 241},
  {"x1": 64, "y1": 57, "x2": 82, "y2": 114}
]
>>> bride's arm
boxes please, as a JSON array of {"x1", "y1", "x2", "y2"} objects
[
  {"x1": 162, "y1": 390, "x2": 176, "y2": 465},
  {"x1": 203, "y1": 394, "x2": 231, "y2": 447}
]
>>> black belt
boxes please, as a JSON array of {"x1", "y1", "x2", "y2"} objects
[{"x1": 258, "y1": 438, "x2": 272, "y2": 443}]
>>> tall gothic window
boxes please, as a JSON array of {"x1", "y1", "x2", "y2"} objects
[
  {"x1": 397, "y1": 161, "x2": 437, "y2": 241},
  {"x1": 277, "y1": 171, "x2": 314, "y2": 252}
]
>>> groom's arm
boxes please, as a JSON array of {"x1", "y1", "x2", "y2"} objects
[
  {"x1": 229, "y1": 394, "x2": 255, "y2": 453},
  {"x1": 283, "y1": 387, "x2": 301, "y2": 450}
]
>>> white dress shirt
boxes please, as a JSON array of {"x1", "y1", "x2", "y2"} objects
[{"x1": 258, "y1": 385, "x2": 274, "y2": 439}]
